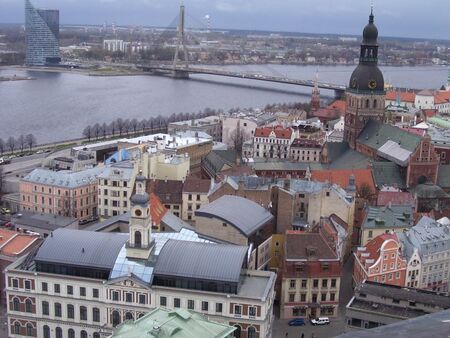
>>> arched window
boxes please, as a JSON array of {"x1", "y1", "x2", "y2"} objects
[
  {"x1": 26, "y1": 323, "x2": 33, "y2": 336},
  {"x1": 14, "y1": 322, "x2": 21, "y2": 334},
  {"x1": 25, "y1": 299, "x2": 32, "y2": 313},
  {"x1": 55, "y1": 327, "x2": 63, "y2": 338},
  {"x1": 366, "y1": 99, "x2": 370, "y2": 108},
  {"x1": 248, "y1": 326, "x2": 257, "y2": 338},
  {"x1": 125, "y1": 312, "x2": 134, "y2": 321},
  {"x1": 93, "y1": 307, "x2": 100, "y2": 322},
  {"x1": 93, "y1": 333, "x2": 100, "y2": 338},
  {"x1": 112, "y1": 310, "x2": 121, "y2": 327},
  {"x1": 138, "y1": 313, "x2": 145, "y2": 319},
  {"x1": 67, "y1": 304, "x2": 74, "y2": 319},
  {"x1": 233, "y1": 325, "x2": 241, "y2": 338},
  {"x1": 134, "y1": 231, "x2": 142, "y2": 247},
  {"x1": 373, "y1": 99, "x2": 377, "y2": 108},
  {"x1": 68, "y1": 328, "x2": 75, "y2": 338},
  {"x1": 43, "y1": 325, "x2": 50, "y2": 338},
  {"x1": 81, "y1": 330, "x2": 88, "y2": 338},
  {"x1": 55, "y1": 302, "x2": 62, "y2": 317},
  {"x1": 12, "y1": 297, "x2": 20, "y2": 311}
]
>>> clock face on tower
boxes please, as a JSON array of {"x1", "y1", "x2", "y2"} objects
[{"x1": 368, "y1": 79, "x2": 377, "y2": 89}]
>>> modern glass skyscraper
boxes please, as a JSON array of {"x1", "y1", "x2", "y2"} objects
[{"x1": 25, "y1": 0, "x2": 60, "y2": 66}]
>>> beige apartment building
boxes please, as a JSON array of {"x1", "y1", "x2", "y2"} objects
[
  {"x1": 181, "y1": 178, "x2": 211, "y2": 222},
  {"x1": 20, "y1": 167, "x2": 103, "y2": 220}
]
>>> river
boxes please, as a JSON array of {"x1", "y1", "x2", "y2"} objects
[{"x1": 0, "y1": 64, "x2": 448, "y2": 144}]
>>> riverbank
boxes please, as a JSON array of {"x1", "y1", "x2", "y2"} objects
[{"x1": 0, "y1": 75, "x2": 35, "y2": 81}]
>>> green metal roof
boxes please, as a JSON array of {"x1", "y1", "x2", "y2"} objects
[
  {"x1": 371, "y1": 161, "x2": 405, "y2": 189},
  {"x1": 109, "y1": 308, "x2": 235, "y2": 338},
  {"x1": 362, "y1": 205, "x2": 414, "y2": 230},
  {"x1": 357, "y1": 120, "x2": 422, "y2": 153},
  {"x1": 428, "y1": 116, "x2": 450, "y2": 129}
]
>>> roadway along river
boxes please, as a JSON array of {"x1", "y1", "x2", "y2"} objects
[{"x1": 0, "y1": 64, "x2": 448, "y2": 144}]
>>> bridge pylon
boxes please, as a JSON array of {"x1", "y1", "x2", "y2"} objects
[{"x1": 173, "y1": 4, "x2": 189, "y2": 79}]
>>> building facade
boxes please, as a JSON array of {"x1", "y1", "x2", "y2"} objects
[
  {"x1": 253, "y1": 126, "x2": 293, "y2": 159},
  {"x1": 289, "y1": 139, "x2": 322, "y2": 162},
  {"x1": 25, "y1": 0, "x2": 60, "y2": 66},
  {"x1": 181, "y1": 179, "x2": 211, "y2": 223}
]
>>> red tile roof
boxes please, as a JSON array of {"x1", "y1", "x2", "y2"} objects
[
  {"x1": 150, "y1": 193, "x2": 168, "y2": 225},
  {"x1": 361, "y1": 233, "x2": 398, "y2": 263},
  {"x1": 0, "y1": 229, "x2": 40, "y2": 257},
  {"x1": 377, "y1": 191, "x2": 416, "y2": 208},
  {"x1": 422, "y1": 109, "x2": 437, "y2": 118},
  {"x1": 327, "y1": 100, "x2": 346, "y2": 114},
  {"x1": 313, "y1": 108, "x2": 341, "y2": 120},
  {"x1": 386, "y1": 91, "x2": 416, "y2": 103},
  {"x1": 435, "y1": 91, "x2": 450, "y2": 104},
  {"x1": 254, "y1": 126, "x2": 292, "y2": 139},
  {"x1": 311, "y1": 169, "x2": 376, "y2": 193}
]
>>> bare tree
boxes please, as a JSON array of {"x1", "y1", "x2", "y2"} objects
[
  {"x1": 230, "y1": 120, "x2": 246, "y2": 157},
  {"x1": 92, "y1": 123, "x2": 101, "y2": 140},
  {"x1": 116, "y1": 118, "x2": 125, "y2": 136},
  {"x1": 6, "y1": 136, "x2": 15, "y2": 154},
  {"x1": 109, "y1": 121, "x2": 116, "y2": 136},
  {"x1": 0, "y1": 138, "x2": 4, "y2": 155},
  {"x1": 0, "y1": 166, "x2": 4, "y2": 202},
  {"x1": 17, "y1": 134, "x2": 26, "y2": 153},
  {"x1": 101, "y1": 123, "x2": 108, "y2": 139},
  {"x1": 25, "y1": 134, "x2": 37, "y2": 152},
  {"x1": 140, "y1": 119, "x2": 147, "y2": 133},
  {"x1": 82, "y1": 125, "x2": 92, "y2": 142},
  {"x1": 130, "y1": 118, "x2": 139, "y2": 135}
]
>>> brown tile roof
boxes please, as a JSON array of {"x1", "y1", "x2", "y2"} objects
[
  {"x1": 327, "y1": 100, "x2": 346, "y2": 114},
  {"x1": 150, "y1": 193, "x2": 168, "y2": 225},
  {"x1": 312, "y1": 108, "x2": 341, "y2": 120},
  {"x1": 183, "y1": 178, "x2": 211, "y2": 193},
  {"x1": 311, "y1": 169, "x2": 376, "y2": 193},
  {"x1": 254, "y1": 126, "x2": 292, "y2": 139},
  {"x1": 377, "y1": 191, "x2": 416, "y2": 208},
  {"x1": 147, "y1": 180, "x2": 183, "y2": 205},
  {"x1": 0, "y1": 229, "x2": 40, "y2": 257},
  {"x1": 285, "y1": 231, "x2": 337, "y2": 260},
  {"x1": 435, "y1": 91, "x2": 450, "y2": 104}
]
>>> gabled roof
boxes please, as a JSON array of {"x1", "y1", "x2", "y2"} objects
[
  {"x1": 182, "y1": 178, "x2": 211, "y2": 193},
  {"x1": 154, "y1": 240, "x2": 247, "y2": 283},
  {"x1": 360, "y1": 233, "x2": 399, "y2": 265},
  {"x1": 201, "y1": 150, "x2": 236, "y2": 178},
  {"x1": 311, "y1": 169, "x2": 375, "y2": 192},
  {"x1": 148, "y1": 180, "x2": 183, "y2": 205},
  {"x1": 195, "y1": 195, "x2": 273, "y2": 237},
  {"x1": 327, "y1": 100, "x2": 346, "y2": 114},
  {"x1": 377, "y1": 191, "x2": 416, "y2": 208},
  {"x1": 22, "y1": 167, "x2": 104, "y2": 189},
  {"x1": 362, "y1": 205, "x2": 414, "y2": 230},
  {"x1": 254, "y1": 126, "x2": 292, "y2": 139},
  {"x1": 35, "y1": 229, "x2": 128, "y2": 270},
  {"x1": 385, "y1": 91, "x2": 416, "y2": 103},
  {"x1": 150, "y1": 193, "x2": 168, "y2": 225}
]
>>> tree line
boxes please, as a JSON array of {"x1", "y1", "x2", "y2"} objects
[
  {"x1": 0, "y1": 134, "x2": 37, "y2": 155},
  {"x1": 82, "y1": 108, "x2": 223, "y2": 141}
]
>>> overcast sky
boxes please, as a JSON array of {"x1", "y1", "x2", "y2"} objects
[{"x1": 1, "y1": 0, "x2": 449, "y2": 40}]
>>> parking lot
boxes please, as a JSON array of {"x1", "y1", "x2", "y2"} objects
[{"x1": 273, "y1": 316, "x2": 345, "y2": 338}]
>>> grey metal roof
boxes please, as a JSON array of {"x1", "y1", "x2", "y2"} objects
[
  {"x1": 23, "y1": 167, "x2": 104, "y2": 189},
  {"x1": 372, "y1": 161, "x2": 405, "y2": 189},
  {"x1": 362, "y1": 205, "x2": 414, "y2": 230},
  {"x1": 154, "y1": 240, "x2": 247, "y2": 283},
  {"x1": 35, "y1": 228, "x2": 128, "y2": 270},
  {"x1": 161, "y1": 212, "x2": 194, "y2": 232},
  {"x1": 98, "y1": 162, "x2": 134, "y2": 180},
  {"x1": 437, "y1": 165, "x2": 450, "y2": 188},
  {"x1": 83, "y1": 213, "x2": 130, "y2": 232},
  {"x1": 335, "y1": 309, "x2": 450, "y2": 338},
  {"x1": 195, "y1": 195, "x2": 273, "y2": 237}
]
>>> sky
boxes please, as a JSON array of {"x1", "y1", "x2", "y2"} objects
[{"x1": 0, "y1": 0, "x2": 449, "y2": 40}]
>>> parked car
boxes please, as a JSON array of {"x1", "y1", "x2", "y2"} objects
[
  {"x1": 288, "y1": 318, "x2": 306, "y2": 326},
  {"x1": 311, "y1": 317, "x2": 330, "y2": 325},
  {"x1": 36, "y1": 150, "x2": 44, "y2": 154},
  {"x1": 0, "y1": 157, "x2": 11, "y2": 165},
  {"x1": 1, "y1": 207, "x2": 11, "y2": 214},
  {"x1": 4, "y1": 222, "x2": 12, "y2": 228}
]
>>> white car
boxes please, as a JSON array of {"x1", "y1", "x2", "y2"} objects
[{"x1": 311, "y1": 317, "x2": 330, "y2": 325}]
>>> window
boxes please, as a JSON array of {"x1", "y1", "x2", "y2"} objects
[
  {"x1": 312, "y1": 294, "x2": 318, "y2": 303},
  {"x1": 67, "y1": 285, "x2": 73, "y2": 295},
  {"x1": 93, "y1": 333, "x2": 100, "y2": 338},
  {"x1": 125, "y1": 292, "x2": 133, "y2": 303},
  {"x1": 55, "y1": 303, "x2": 62, "y2": 317},
  {"x1": 80, "y1": 287, "x2": 86, "y2": 296},
  {"x1": 249, "y1": 306, "x2": 257, "y2": 317},
  {"x1": 188, "y1": 300, "x2": 195, "y2": 310},
  {"x1": 321, "y1": 293, "x2": 327, "y2": 302},
  {"x1": 202, "y1": 301, "x2": 209, "y2": 311},
  {"x1": 368, "y1": 230, "x2": 373, "y2": 238},
  {"x1": 301, "y1": 293, "x2": 306, "y2": 302},
  {"x1": 14, "y1": 322, "x2": 21, "y2": 334},
  {"x1": 313, "y1": 279, "x2": 319, "y2": 288},
  {"x1": 160, "y1": 296, "x2": 167, "y2": 306},
  {"x1": 93, "y1": 288, "x2": 99, "y2": 298},
  {"x1": 248, "y1": 327, "x2": 257, "y2": 338},
  {"x1": 112, "y1": 310, "x2": 121, "y2": 327},
  {"x1": 68, "y1": 329, "x2": 75, "y2": 338},
  {"x1": 139, "y1": 294, "x2": 146, "y2": 304},
  {"x1": 67, "y1": 304, "x2": 74, "y2": 319},
  {"x1": 56, "y1": 327, "x2": 62, "y2": 338},
  {"x1": 42, "y1": 282, "x2": 48, "y2": 292},
  {"x1": 188, "y1": 194, "x2": 192, "y2": 201},
  {"x1": 42, "y1": 301, "x2": 49, "y2": 315},
  {"x1": 331, "y1": 279, "x2": 337, "y2": 288},
  {"x1": 330, "y1": 293, "x2": 336, "y2": 301},
  {"x1": 215, "y1": 303, "x2": 222, "y2": 313},
  {"x1": 301, "y1": 279, "x2": 307, "y2": 288},
  {"x1": 112, "y1": 291, "x2": 119, "y2": 301},
  {"x1": 290, "y1": 279, "x2": 296, "y2": 289},
  {"x1": 322, "y1": 279, "x2": 328, "y2": 288},
  {"x1": 81, "y1": 330, "x2": 88, "y2": 338},
  {"x1": 26, "y1": 323, "x2": 33, "y2": 337},
  {"x1": 24, "y1": 280, "x2": 31, "y2": 290},
  {"x1": 80, "y1": 306, "x2": 87, "y2": 320},
  {"x1": 234, "y1": 304, "x2": 242, "y2": 315},
  {"x1": 12, "y1": 297, "x2": 20, "y2": 311},
  {"x1": 54, "y1": 284, "x2": 60, "y2": 293},
  {"x1": 25, "y1": 299, "x2": 32, "y2": 313},
  {"x1": 174, "y1": 298, "x2": 181, "y2": 308},
  {"x1": 12, "y1": 279, "x2": 18, "y2": 288},
  {"x1": 43, "y1": 326, "x2": 50, "y2": 338},
  {"x1": 93, "y1": 307, "x2": 100, "y2": 322},
  {"x1": 289, "y1": 293, "x2": 295, "y2": 302}
]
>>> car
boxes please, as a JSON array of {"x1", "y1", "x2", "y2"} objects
[
  {"x1": 4, "y1": 222, "x2": 12, "y2": 228},
  {"x1": 1, "y1": 207, "x2": 11, "y2": 214},
  {"x1": 36, "y1": 150, "x2": 44, "y2": 154},
  {"x1": 311, "y1": 317, "x2": 330, "y2": 325},
  {"x1": 288, "y1": 318, "x2": 306, "y2": 326}
]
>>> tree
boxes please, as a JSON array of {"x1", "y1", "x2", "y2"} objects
[
  {"x1": 6, "y1": 137, "x2": 15, "y2": 154},
  {"x1": 116, "y1": 118, "x2": 125, "y2": 136},
  {"x1": 101, "y1": 123, "x2": 108, "y2": 139},
  {"x1": 357, "y1": 182, "x2": 375, "y2": 202},
  {"x1": 25, "y1": 134, "x2": 37, "y2": 152},
  {"x1": 17, "y1": 134, "x2": 26, "y2": 153},
  {"x1": 230, "y1": 120, "x2": 246, "y2": 157},
  {"x1": 130, "y1": 118, "x2": 139, "y2": 135},
  {"x1": 0, "y1": 138, "x2": 4, "y2": 155},
  {"x1": 109, "y1": 121, "x2": 116, "y2": 136},
  {"x1": 0, "y1": 166, "x2": 4, "y2": 202},
  {"x1": 92, "y1": 123, "x2": 101, "y2": 140},
  {"x1": 82, "y1": 125, "x2": 92, "y2": 142}
]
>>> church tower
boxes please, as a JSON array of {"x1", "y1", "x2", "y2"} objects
[
  {"x1": 344, "y1": 7, "x2": 385, "y2": 149},
  {"x1": 310, "y1": 71, "x2": 321, "y2": 112},
  {"x1": 126, "y1": 172, "x2": 154, "y2": 260}
]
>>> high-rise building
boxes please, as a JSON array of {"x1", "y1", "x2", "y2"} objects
[
  {"x1": 25, "y1": 0, "x2": 60, "y2": 66},
  {"x1": 344, "y1": 8, "x2": 385, "y2": 149}
]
